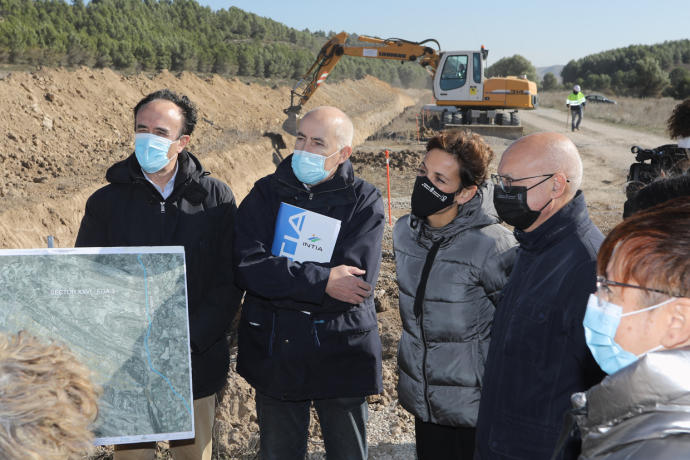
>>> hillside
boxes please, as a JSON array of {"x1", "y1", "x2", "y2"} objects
[
  {"x1": 0, "y1": 0, "x2": 429, "y2": 87},
  {"x1": 536, "y1": 65, "x2": 564, "y2": 82},
  {"x1": 561, "y1": 39, "x2": 690, "y2": 98},
  {"x1": 0, "y1": 67, "x2": 414, "y2": 249}
]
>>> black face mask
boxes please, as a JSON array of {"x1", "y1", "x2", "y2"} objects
[
  {"x1": 493, "y1": 184, "x2": 552, "y2": 230},
  {"x1": 411, "y1": 176, "x2": 459, "y2": 218}
]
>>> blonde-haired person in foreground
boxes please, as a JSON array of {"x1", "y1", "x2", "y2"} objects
[{"x1": 0, "y1": 331, "x2": 99, "y2": 460}]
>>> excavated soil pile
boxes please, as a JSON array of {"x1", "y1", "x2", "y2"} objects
[
  {"x1": 0, "y1": 68, "x2": 416, "y2": 459},
  {"x1": 0, "y1": 68, "x2": 413, "y2": 249},
  {"x1": 350, "y1": 148, "x2": 422, "y2": 172}
]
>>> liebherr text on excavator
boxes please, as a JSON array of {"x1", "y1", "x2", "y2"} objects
[{"x1": 284, "y1": 32, "x2": 537, "y2": 133}]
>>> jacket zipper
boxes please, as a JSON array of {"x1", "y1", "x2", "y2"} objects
[
  {"x1": 277, "y1": 178, "x2": 349, "y2": 199},
  {"x1": 159, "y1": 201, "x2": 166, "y2": 241},
  {"x1": 420, "y1": 309, "x2": 433, "y2": 420},
  {"x1": 413, "y1": 239, "x2": 442, "y2": 421}
]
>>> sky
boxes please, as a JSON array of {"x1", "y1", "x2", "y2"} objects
[{"x1": 198, "y1": 0, "x2": 690, "y2": 68}]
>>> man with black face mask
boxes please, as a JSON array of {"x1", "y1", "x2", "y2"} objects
[{"x1": 474, "y1": 133, "x2": 605, "y2": 460}]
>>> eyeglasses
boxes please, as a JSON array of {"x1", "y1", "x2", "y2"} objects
[
  {"x1": 491, "y1": 173, "x2": 555, "y2": 192},
  {"x1": 595, "y1": 276, "x2": 676, "y2": 303}
]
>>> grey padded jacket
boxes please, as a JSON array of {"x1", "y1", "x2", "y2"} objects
[
  {"x1": 393, "y1": 183, "x2": 517, "y2": 427},
  {"x1": 573, "y1": 348, "x2": 690, "y2": 460}
]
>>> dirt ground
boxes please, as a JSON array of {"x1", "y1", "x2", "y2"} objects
[
  {"x1": 0, "y1": 69, "x2": 674, "y2": 459},
  {"x1": 519, "y1": 106, "x2": 670, "y2": 234},
  {"x1": 218, "y1": 99, "x2": 674, "y2": 459},
  {"x1": 0, "y1": 68, "x2": 412, "y2": 249},
  {"x1": 300, "y1": 100, "x2": 672, "y2": 459}
]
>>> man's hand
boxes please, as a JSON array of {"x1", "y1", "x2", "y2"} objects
[{"x1": 325, "y1": 265, "x2": 372, "y2": 304}]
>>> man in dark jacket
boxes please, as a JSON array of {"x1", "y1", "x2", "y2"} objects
[
  {"x1": 234, "y1": 106, "x2": 385, "y2": 460},
  {"x1": 475, "y1": 133, "x2": 605, "y2": 460},
  {"x1": 76, "y1": 89, "x2": 242, "y2": 460}
]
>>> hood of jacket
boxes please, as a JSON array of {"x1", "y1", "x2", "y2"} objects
[
  {"x1": 408, "y1": 181, "x2": 500, "y2": 248},
  {"x1": 272, "y1": 153, "x2": 357, "y2": 204},
  {"x1": 105, "y1": 150, "x2": 210, "y2": 204},
  {"x1": 575, "y1": 347, "x2": 690, "y2": 457}
]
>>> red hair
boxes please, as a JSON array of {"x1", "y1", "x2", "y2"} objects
[{"x1": 598, "y1": 197, "x2": 690, "y2": 299}]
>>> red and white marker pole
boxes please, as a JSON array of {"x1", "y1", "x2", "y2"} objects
[
  {"x1": 415, "y1": 114, "x2": 420, "y2": 143},
  {"x1": 385, "y1": 149, "x2": 392, "y2": 226}
]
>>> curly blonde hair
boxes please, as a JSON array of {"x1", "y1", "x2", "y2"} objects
[{"x1": 0, "y1": 331, "x2": 99, "y2": 460}]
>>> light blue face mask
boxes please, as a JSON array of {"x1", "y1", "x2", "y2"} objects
[
  {"x1": 135, "y1": 133, "x2": 175, "y2": 173},
  {"x1": 583, "y1": 293, "x2": 675, "y2": 375},
  {"x1": 291, "y1": 149, "x2": 340, "y2": 185}
]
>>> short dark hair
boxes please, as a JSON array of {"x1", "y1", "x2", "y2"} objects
[
  {"x1": 667, "y1": 98, "x2": 690, "y2": 139},
  {"x1": 425, "y1": 130, "x2": 493, "y2": 187},
  {"x1": 623, "y1": 174, "x2": 690, "y2": 218},
  {"x1": 133, "y1": 89, "x2": 198, "y2": 137},
  {"x1": 598, "y1": 197, "x2": 690, "y2": 301}
]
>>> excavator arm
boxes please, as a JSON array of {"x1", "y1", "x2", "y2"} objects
[{"x1": 285, "y1": 32, "x2": 440, "y2": 116}]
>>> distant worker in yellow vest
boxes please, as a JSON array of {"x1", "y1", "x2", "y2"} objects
[{"x1": 566, "y1": 84, "x2": 586, "y2": 132}]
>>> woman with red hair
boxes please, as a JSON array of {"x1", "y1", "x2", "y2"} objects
[{"x1": 573, "y1": 198, "x2": 690, "y2": 459}]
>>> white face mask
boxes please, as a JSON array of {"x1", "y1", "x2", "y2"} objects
[{"x1": 677, "y1": 137, "x2": 690, "y2": 148}]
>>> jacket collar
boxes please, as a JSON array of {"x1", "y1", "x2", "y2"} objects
[
  {"x1": 514, "y1": 190, "x2": 590, "y2": 252},
  {"x1": 273, "y1": 154, "x2": 357, "y2": 205},
  {"x1": 106, "y1": 150, "x2": 209, "y2": 204},
  {"x1": 409, "y1": 182, "x2": 500, "y2": 246},
  {"x1": 578, "y1": 347, "x2": 690, "y2": 431}
]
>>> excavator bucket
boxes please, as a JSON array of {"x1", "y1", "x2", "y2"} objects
[
  {"x1": 283, "y1": 112, "x2": 298, "y2": 135},
  {"x1": 283, "y1": 107, "x2": 300, "y2": 135}
]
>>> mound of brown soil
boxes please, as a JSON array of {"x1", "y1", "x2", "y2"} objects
[
  {"x1": 0, "y1": 67, "x2": 417, "y2": 459},
  {"x1": 0, "y1": 68, "x2": 413, "y2": 249}
]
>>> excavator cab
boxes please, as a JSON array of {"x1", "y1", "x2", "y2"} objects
[
  {"x1": 435, "y1": 51, "x2": 485, "y2": 104},
  {"x1": 439, "y1": 56, "x2": 467, "y2": 91},
  {"x1": 282, "y1": 33, "x2": 536, "y2": 135}
]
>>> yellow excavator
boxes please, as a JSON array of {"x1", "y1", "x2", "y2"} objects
[{"x1": 284, "y1": 32, "x2": 537, "y2": 135}]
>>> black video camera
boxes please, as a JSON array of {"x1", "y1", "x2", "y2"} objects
[{"x1": 625, "y1": 144, "x2": 689, "y2": 198}]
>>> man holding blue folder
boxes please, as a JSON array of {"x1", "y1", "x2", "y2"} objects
[{"x1": 234, "y1": 106, "x2": 385, "y2": 460}]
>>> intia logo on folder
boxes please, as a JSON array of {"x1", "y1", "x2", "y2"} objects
[{"x1": 271, "y1": 202, "x2": 341, "y2": 263}]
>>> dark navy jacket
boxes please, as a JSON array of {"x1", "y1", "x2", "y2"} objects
[
  {"x1": 475, "y1": 191, "x2": 606, "y2": 460},
  {"x1": 234, "y1": 155, "x2": 385, "y2": 400},
  {"x1": 76, "y1": 151, "x2": 243, "y2": 399}
]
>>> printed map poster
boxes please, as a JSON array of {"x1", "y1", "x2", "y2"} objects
[
  {"x1": 271, "y1": 202, "x2": 341, "y2": 263},
  {"x1": 0, "y1": 247, "x2": 194, "y2": 446}
]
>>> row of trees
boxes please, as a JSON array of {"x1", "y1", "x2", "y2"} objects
[
  {"x1": 486, "y1": 43, "x2": 690, "y2": 100},
  {"x1": 561, "y1": 40, "x2": 690, "y2": 99},
  {"x1": 485, "y1": 54, "x2": 538, "y2": 85},
  {"x1": 0, "y1": 0, "x2": 430, "y2": 87}
]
